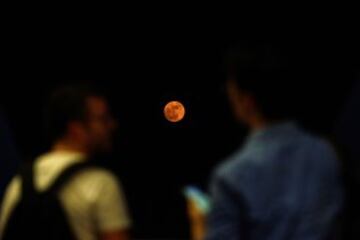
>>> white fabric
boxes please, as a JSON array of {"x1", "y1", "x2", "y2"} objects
[{"x1": 0, "y1": 151, "x2": 131, "y2": 240}]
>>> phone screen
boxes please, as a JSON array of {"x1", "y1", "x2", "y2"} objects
[{"x1": 183, "y1": 186, "x2": 211, "y2": 213}]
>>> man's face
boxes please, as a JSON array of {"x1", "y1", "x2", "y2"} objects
[{"x1": 83, "y1": 96, "x2": 117, "y2": 153}]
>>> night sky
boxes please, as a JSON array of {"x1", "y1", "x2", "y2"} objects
[{"x1": 1, "y1": 26, "x2": 359, "y2": 238}]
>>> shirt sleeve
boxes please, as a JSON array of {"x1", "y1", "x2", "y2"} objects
[
  {"x1": 294, "y1": 141, "x2": 344, "y2": 239},
  {"x1": 93, "y1": 172, "x2": 132, "y2": 233},
  {"x1": 205, "y1": 172, "x2": 249, "y2": 240}
]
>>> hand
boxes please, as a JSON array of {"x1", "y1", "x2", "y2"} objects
[{"x1": 187, "y1": 199, "x2": 207, "y2": 240}]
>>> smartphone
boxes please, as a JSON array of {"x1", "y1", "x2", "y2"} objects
[{"x1": 183, "y1": 185, "x2": 211, "y2": 213}]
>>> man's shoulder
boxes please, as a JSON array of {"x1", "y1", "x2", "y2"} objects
[
  {"x1": 297, "y1": 131, "x2": 338, "y2": 158},
  {"x1": 213, "y1": 148, "x2": 256, "y2": 184},
  {"x1": 213, "y1": 131, "x2": 338, "y2": 182},
  {"x1": 61, "y1": 166, "x2": 123, "y2": 202},
  {"x1": 34, "y1": 152, "x2": 122, "y2": 187},
  {"x1": 73, "y1": 167, "x2": 120, "y2": 185}
]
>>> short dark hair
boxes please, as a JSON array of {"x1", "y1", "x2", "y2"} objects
[
  {"x1": 225, "y1": 43, "x2": 293, "y2": 120},
  {"x1": 43, "y1": 84, "x2": 102, "y2": 144}
]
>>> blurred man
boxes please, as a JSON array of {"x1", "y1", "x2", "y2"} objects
[
  {"x1": 0, "y1": 85, "x2": 131, "y2": 240},
  {"x1": 189, "y1": 44, "x2": 343, "y2": 240}
]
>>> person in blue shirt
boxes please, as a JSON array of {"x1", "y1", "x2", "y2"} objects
[{"x1": 189, "y1": 44, "x2": 344, "y2": 240}]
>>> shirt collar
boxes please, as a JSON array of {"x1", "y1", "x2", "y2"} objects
[{"x1": 247, "y1": 121, "x2": 298, "y2": 143}]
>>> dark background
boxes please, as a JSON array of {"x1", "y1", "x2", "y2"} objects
[{"x1": 1, "y1": 24, "x2": 359, "y2": 238}]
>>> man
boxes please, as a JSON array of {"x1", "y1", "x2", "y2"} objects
[
  {"x1": 189, "y1": 44, "x2": 343, "y2": 240},
  {"x1": 0, "y1": 85, "x2": 131, "y2": 240}
]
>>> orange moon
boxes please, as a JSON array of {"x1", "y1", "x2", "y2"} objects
[{"x1": 164, "y1": 101, "x2": 186, "y2": 122}]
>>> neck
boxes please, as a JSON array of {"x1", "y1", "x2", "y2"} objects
[
  {"x1": 249, "y1": 115, "x2": 269, "y2": 132},
  {"x1": 250, "y1": 118, "x2": 289, "y2": 132},
  {"x1": 52, "y1": 138, "x2": 90, "y2": 156}
]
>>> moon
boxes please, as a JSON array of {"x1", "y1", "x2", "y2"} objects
[{"x1": 164, "y1": 101, "x2": 186, "y2": 122}]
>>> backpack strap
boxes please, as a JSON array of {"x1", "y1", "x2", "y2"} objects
[
  {"x1": 19, "y1": 161, "x2": 36, "y2": 200},
  {"x1": 46, "y1": 161, "x2": 92, "y2": 194},
  {"x1": 19, "y1": 159, "x2": 93, "y2": 198}
]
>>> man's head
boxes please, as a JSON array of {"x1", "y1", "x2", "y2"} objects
[
  {"x1": 225, "y1": 44, "x2": 292, "y2": 129},
  {"x1": 44, "y1": 84, "x2": 117, "y2": 154}
]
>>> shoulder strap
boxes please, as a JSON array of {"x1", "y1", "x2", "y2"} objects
[
  {"x1": 19, "y1": 161, "x2": 36, "y2": 199},
  {"x1": 46, "y1": 161, "x2": 92, "y2": 194}
]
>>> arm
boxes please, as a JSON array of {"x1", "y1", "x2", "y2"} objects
[
  {"x1": 94, "y1": 172, "x2": 132, "y2": 240},
  {"x1": 205, "y1": 174, "x2": 249, "y2": 240},
  {"x1": 187, "y1": 173, "x2": 249, "y2": 240},
  {"x1": 187, "y1": 199, "x2": 207, "y2": 240}
]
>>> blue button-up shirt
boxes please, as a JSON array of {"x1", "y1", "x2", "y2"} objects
[{"x1": 206, "y1": 122, "x2": 343, "y2": 240}]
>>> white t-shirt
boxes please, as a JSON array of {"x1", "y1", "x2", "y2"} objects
[{"x1": 0, "y1": 151, "x2": 131, "y2": 240}]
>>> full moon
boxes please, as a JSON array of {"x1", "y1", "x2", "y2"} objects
[{"x1": 164, "y1": 101, "x2": 186, "y2": 123}]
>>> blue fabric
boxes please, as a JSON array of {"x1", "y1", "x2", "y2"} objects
[{"x1": 206, "y1": 122, "x2": 343, "y2": 240}]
